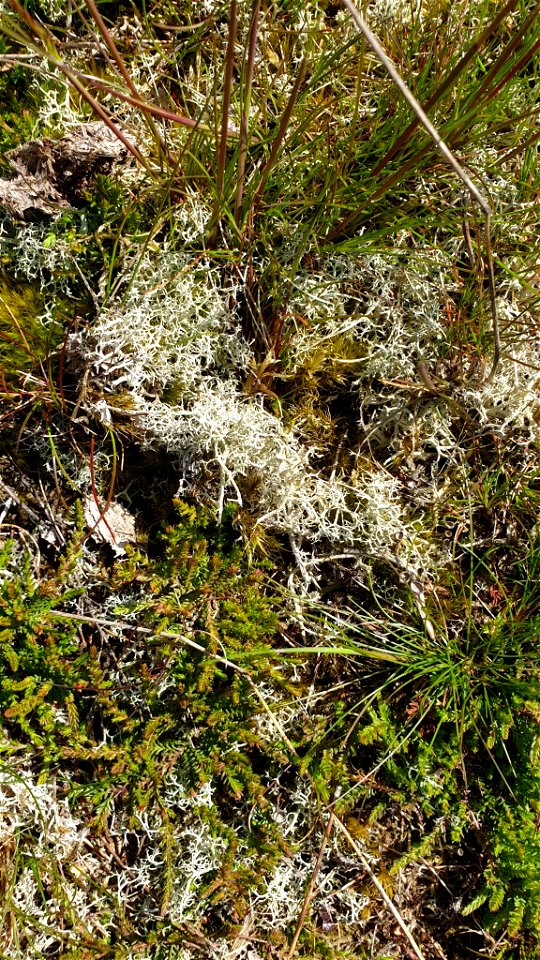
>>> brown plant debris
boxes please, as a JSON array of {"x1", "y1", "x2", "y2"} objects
[{"x1": 0, "y1": 122, "x2": 131, "y2": 220}]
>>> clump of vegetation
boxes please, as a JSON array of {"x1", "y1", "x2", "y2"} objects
[{"x1": 0, "y1": 0, "x2": 539, "y2": 956}]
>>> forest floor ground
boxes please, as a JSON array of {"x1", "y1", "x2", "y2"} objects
[{"x1": 1, "y1": 1, "x2": 540, "y2": 958}]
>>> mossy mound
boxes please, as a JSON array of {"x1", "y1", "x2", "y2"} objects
[{"x1": 0, "y1": 278, "x2": 59, "y2": 384}]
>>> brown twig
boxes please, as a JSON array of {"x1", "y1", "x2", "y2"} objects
[
  {"x1": 286, "y1": 811, "x2": 335, "y2": 958},
  {"x1": 332, "y1": 815, "x2": 427, "y2": 960}
]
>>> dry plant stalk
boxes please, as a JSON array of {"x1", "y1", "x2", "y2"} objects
[
  {"x1": 286, "y1": 811, "x2": 335, "y2": 958},
  {"x1": 342, "y1": 0, "x2": 500, "y2": 382},
  {"x1": 332, "y1": 815, "x2": 427, "y2": 960}
]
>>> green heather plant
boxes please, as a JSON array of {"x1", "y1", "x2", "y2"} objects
[{"x1": 0, "y1": 502, "x2": 374, "y2": 955}]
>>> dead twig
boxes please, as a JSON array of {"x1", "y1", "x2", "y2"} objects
[
  {"x1": 332, "y1": 814, "x2": 427, "y2": 960},
  {"x1": 342, "y1": 0, "x2": 500, "y2": 382},
  {"x1": 286, "y1": 810, "x2": 335, "y2": 958}
]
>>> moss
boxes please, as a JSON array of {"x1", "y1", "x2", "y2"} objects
[{"x1": 0, "y1": 277, "x2": 60, "y2": 384}]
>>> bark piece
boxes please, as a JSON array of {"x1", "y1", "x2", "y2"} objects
[{"x1": 0, "y1": 122, "x2": 131, "y2": 220}]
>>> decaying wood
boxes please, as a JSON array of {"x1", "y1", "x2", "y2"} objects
[{"x1": 0, "y1": 121, "x2": 132, "y2": 220}]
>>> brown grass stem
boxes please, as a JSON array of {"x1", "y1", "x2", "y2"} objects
[
  {"x1": 251, "y1": 58, "x2": 308, "y2": 216},
  {"x1": 215, "y1": 0, "x2": 238, "y2": 218},
  {"x1": 235, "y1": 0, "x2": 261, "y2": 227},
  {"x1": 82, "y1": 0, "x2": 173, "y2": 165},
  {"x1": 370, "y1": 0, "x2": 522, "y2": 177},
  {"x1": 341, "y1": 0, "x2": 500, "y2": 381}
]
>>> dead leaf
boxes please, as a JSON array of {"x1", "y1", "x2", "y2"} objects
[{"x1": 84, "y1": 497, "x2": 137, "y2": 554}]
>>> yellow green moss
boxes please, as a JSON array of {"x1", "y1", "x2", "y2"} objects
[{"x1": 0, "y1": 278, "x2": 53, "y2": 382}]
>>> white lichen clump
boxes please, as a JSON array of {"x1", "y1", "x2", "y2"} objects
[
  {"x1": 288, "y1": 251, "x2": 448, "y2": 382},
  {"x1": 461, "y1": 338, "x2": 540, "y2": 437},
  {"x1": 0, "y1": 766, "x2": 110, "y2": 957},
  {"x1": 76, "y1": 247, "x2": 433, "y2": 569},
  {"x1": 142, "y1": 379, "x2": 407, "y2": 551},
  {"x1": 0, "y1": 220, "x2": 78, "y2": 296},
  {"x1": 72, "y1": 232, "x2": 540, "y2": 581},
  {"x1": 36, "y1": 79, "x2": 90, "y2": 131},
  {"x1": 83, "y1": 250, "x2": 249, "y2": 395},
  {"x1": 98, "y1": 770, "x2": 370, "y2": 944}
]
